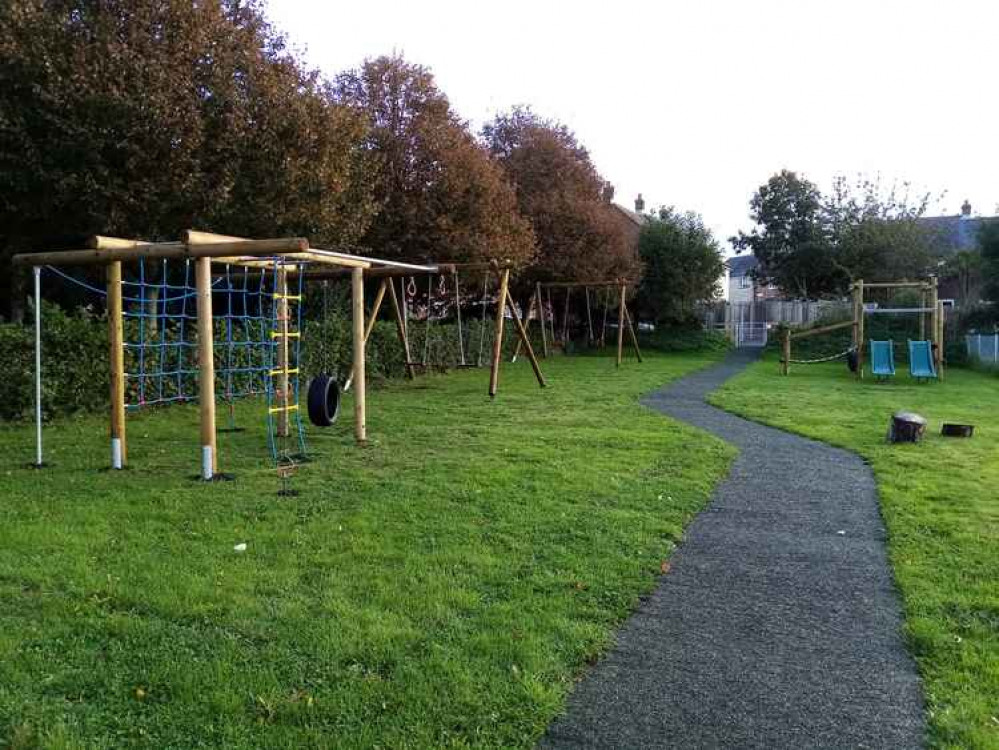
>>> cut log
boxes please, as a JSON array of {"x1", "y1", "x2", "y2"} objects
[{"x1": 887, "y1": 411, "x2": 927, "y2": 443}]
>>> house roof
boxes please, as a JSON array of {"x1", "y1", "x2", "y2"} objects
[
  {"x1": 725, "y1": 254, "x2": 758, "y2": 278},
  {"x1": 919, "y1": 214, "x2": 997, "y2": 253},
  {"x1": 611, "y1": 203, "x2": 650, "y2": 227}
]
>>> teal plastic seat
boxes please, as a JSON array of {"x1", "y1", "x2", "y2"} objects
[
  {"x1": 869, "y1": 340, "x2": 895, "y2": 380},
  {"x1": 908, "y1": 340, "x2": 937, "y2": 381}
]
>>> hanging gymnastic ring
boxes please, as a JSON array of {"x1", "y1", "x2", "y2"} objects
[{"x1": 307, "y1": 374, "x2": 340, "y2": 427}]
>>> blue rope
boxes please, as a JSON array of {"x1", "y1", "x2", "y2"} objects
[
  {"x1": 176, "y1": 260, "x2": 190, "y2": 399},
  {"x1": 137, "y1": 259, "x2": 146, "y2": 405},
  {"x1": 157, "y1": 260, "x2": 168, "y2": 403}
]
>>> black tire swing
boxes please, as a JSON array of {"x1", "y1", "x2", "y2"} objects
[
  {"x1": 307, "y1": 373, "x2": 340, "y2": 427},
  {"x1": 306, "y1": 280, "x2": 341, "y2": 427}
]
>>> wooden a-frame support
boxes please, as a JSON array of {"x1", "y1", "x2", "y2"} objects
[
  {"x1": 321, "y1": 262, "x2": 544, "y2": 399},
  {"x1": 530, "y1": 279, "x2": 641, "y2": 366}
]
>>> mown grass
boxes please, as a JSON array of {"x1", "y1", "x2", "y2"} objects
[
  {"x1": 711, "y1": 357, "x2": 999, "y2": 750},
  {"x1": 0, "y1": 352, "x2": 733, "y2": 749}
]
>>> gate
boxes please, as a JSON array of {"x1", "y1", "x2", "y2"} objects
[{"x1": 734, "y1": 321, "x2": 768, "y2": 348}]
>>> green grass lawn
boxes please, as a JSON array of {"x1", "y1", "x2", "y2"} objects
[
  {"x1": 711, "y1": 357, "x2": 999, "y2": 750},
  {"x1": 0, "y1": 352, "x2": 733, "y2": 749}
]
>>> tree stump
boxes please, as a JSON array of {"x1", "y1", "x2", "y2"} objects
[{"x1": 887, "y1": 411, "x2": 927, "y2": 443}]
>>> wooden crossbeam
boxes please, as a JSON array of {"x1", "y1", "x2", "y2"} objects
[
  {"x1": 789, "y1": 320, "x2": 854, "y2": 340},
  {"x1": 12, "y1": 238, "x2": 307, "y2": 267}
]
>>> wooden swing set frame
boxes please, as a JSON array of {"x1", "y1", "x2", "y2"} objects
[
  {"x1": 519, "y1": 280, "x2": 642, "y2": 367},
  {"x1": 290, "y1": 260, "x2": 546, "y2": 398},
  {"x1": 780, "y1": 277, "x2": 945, "y2": 379}
]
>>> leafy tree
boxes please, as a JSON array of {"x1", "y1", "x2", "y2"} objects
[
  {"x1": 333, "y1": 56, "x2": 535, "y2": 266},
  {"x1": 945, "y1": 250, "x2": 983, "y2": 303},
  {"x1": 482, "y1": 107, "x2": 639, "y2": 285},
  {"x1": 731, "y1": 170, "x2": 840, "y2": 298},
  {"x1": 734, "y1": 171, "x2": 941, "y2": 299},
  {"x1": 980, "y1": 221, "x2": 999, "y2": 304},
  {"x1": 0, "y1": 0, "x2": 376, "y2": 318},
  {"x1": 824, "y1": 175, "x2": 938, "y2": 283},
  {"x1": 635, "y1": 208, "x2": 723, "y2": 325}
]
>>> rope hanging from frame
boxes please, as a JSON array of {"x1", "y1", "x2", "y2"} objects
[{"x1": 786, "y1": 346, "x2": 856, "y2": 365}]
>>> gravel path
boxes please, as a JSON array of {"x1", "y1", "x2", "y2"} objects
[{"x1": 540, "y1": 350, "x2": 924, "y2": 749}]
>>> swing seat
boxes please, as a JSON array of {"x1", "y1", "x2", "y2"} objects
[
  {"x1": 908, "y1": 340, "x2": 937, "y2": 381},
  {"x1": 869, "y1": 340, "x2": 895, "y2": 380},
  {"x1": 307, "y1": 374, "x2": 340, "y2": 427}
]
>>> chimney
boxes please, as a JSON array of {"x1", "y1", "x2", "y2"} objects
[
  {"x1": 602, "y1": 182, "x2": 615, "y2": 203},
  {"x1": 634, "y1": 193, "x2": 645, "y2": 213},
  {"x1": 961, "y1": 199, "x2": 972, "y2": 218}
]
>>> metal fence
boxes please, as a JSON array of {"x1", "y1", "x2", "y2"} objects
[
  {"x1": 699, "y1": 300, "x2": 851, "y2": 330},
  {"x1": 732, "y1": 322, "x2": 768, "y2": 348},
  {"x1": 699, "y1": 300, "x2": 851, "y2": 348},
  {"x1": 966, "y1": 333, "x2": 999, "y2": 366}
]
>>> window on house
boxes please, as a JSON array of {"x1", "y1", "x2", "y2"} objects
[{"x1": 739, "y1": 275, "x2": 751, "y2": 289}]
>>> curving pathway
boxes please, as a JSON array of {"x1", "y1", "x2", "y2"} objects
[{"x1": 540, "y1": 350, "x2": 924, "y2": 749}]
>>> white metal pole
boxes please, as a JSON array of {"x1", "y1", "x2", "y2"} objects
[{"x1": 34, "y1": 266, "x2": 43, "y2": 467}]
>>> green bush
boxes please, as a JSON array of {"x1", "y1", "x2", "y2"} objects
[
  {"x1": 638, "y1": 327, "x2": 731, "y2": 352},
  {"x1": 0, "y1": 302, "x2": 109, "y2": 421},
  {"x1": 0, "y1": 302, "x2": 520, "y2": 421}
]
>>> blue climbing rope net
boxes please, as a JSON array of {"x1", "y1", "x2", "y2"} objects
[{"x1": 43, "y1": 258, "x2": 308, "y2": 464}]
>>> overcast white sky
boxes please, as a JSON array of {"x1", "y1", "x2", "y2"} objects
[{"x1": 267, "y1": 0, "x2": 998, "y2": 256}]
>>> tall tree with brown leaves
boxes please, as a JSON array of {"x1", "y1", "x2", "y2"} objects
[
  {"x1": 333, "y1": 56, "x2": 535, "y2": 266},
  {"x1": 482, "y1": 107, "x2": 640, "y2": 285},
  {"x1": 0, "y1": 0, "x2": 376, "y2": 317}
]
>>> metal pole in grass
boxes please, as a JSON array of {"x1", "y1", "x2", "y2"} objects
[{"x1": 33, "y1": 265, "x2": 43, "y2": 467}]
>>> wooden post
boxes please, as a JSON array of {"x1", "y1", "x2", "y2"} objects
[
  {"x1": 511, "y1": 292, "x2": 534, "y2": 363},
  {"x1": 489, "y1": 268, "x2": 510, "y2": 397},
  {"x1": 364, "y1": 279, "x2": 387, "y2": 342},
  {"x1": 387, "y1": 277, "x2": 415, "y2": 379},
  {"x1": 147, "y1": 287, "x2": 159, "y2": 339},
  {"x1": 622, "y1": 302, "x2": 643, "y2": 362},
  {"x1": 276, "y1": 267, "x2": 290, "y2": 438},
  {"x1": 562, "y1": 288, "x2": 571, "y2": 344},
  {"x1": 782, "y1": 329, "x2": 791, "y2": 375},
  {"x1": 928, "y1": 278, "x2": 940, "y2": 375},
  {"x1": 537, "y1": 283, "x2": 548, "y2": 358},
  {"x1": 195, "y1": 257, "x2": 217, "y2": 479},
  {"x1": 937, "y1": 299, "x2": 945, "y2": 380},
  {"x1": 351, "y1": 267, "x2": 366, "y2": 443},
  {"x1": 344, "y1": 278, "x2": 388, "y2": 390},
  {"x1": 919, "y1": 287, "x2": 927, "y2": 341},
  {"x1": 585, "y1": 287, "x2": 594, "y2": 344},
  {"x1": 506, "y1": 287, "x2": 546, "y2": 387},
  {"x1": 855, "y1": 280, "x2": 865, "y2": 378},
  {"x1": 600, "y1": 289, "x2": 609, "y2": 348},
  {"x1": 616, "y1": 283, "x2": 626, "y2": 367},
  {"x1": 548, "y1": 287, "x2": 558, "y2": 352},
  {"x1": 851, "y1": 281, "x2": 859, "y2": 353},
  {"x1": 108, "y1": 261, "x2": 127, "y2": 469}
]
